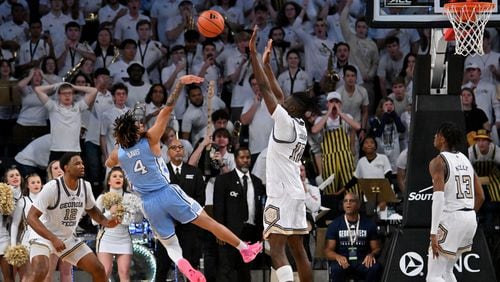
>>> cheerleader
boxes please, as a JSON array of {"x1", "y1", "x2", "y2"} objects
[
  {"x1": 10, "y1": 173, "x2": 43, "y2": 280},
  {"x1": 1, "y1": 167, "x2": 23, "y2": 282},
  {"x1": 94, "y1": 167, "x2": 141, "y2": 281}
]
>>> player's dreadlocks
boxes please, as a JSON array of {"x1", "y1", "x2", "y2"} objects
[{"x1": 113, "y1": 111, "x2": 140, "y2": 149}]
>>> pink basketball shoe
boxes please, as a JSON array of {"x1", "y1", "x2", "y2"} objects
[
  {"x1": 240, "y1": 242, "x2": 263, "y2": 263},
  {"x1": 177, "y1": 258, "x2": 206, "y2": 282}
]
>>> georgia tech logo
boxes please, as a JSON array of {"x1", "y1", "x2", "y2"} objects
[
  {"x1": 399, "y1": 252, "x2": 424, "y2": 277},
  {"x1": 408, "y1": 186, "x2": 433, "y2": 201}
]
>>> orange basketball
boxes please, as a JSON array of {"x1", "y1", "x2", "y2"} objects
[{"x1": 197, "y1": 10, "x2": 225, "y2": 38}]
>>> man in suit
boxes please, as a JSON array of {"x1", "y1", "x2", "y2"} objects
[
  {"x1": 155, "y1": 137, "x2": 206, "y2": 282},
  {"x1": 213, "y1": 147, "x2": 266, "y2": 282}
]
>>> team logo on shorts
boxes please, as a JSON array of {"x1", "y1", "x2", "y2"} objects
[{"x1": 264, "y1": 205, "x2": 280, "y2": 225}]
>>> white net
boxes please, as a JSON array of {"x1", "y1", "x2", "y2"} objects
[{"x1": 444, "y1": 2, "x2": 495, "y2": 56}]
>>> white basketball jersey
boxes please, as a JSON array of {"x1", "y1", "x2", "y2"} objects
[
  {"x1": 266, "y1": 105, "x2": 308, "y2": 199},
  {"x1": 440, "y1": 151, "x2": 476, "y2": 212},
  {"x1": 33, "y1": 177, "x2": 95, "y2": 239}
]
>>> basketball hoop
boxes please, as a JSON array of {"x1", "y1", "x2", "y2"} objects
[{"x1": 443, "y1": 1, "x2": 495, "y2": 56}]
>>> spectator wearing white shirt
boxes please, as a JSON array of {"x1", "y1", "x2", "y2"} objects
[
  {"x1": 377, "y1": 36, "x2": 404, "y2": 98},
  {"x1": 84, "y1": 68, "x2": 114, "y2": 194},
  {"x1": 192, "y1": 41, "x2": 223, "y2": 97},
  {"x1": 57, "y1": 21, "x2": 96, "y2": 76},
  {"x1": 98, "y1": 0, "x2": 127, "y2": 26},
  {"x1": 113, "y1": 0, "x2": 149, "y2": 43},
  {"x1": 165, "y1": 0, "x2": 197, "y2": 47},
  {"x1": 245, "y1": 3, "x2": 273, "y2": 54},
  {"x1": 293, "y1": 14, "x2": 335, "y2": 85},
  {"x1": 276, "y1": 1, "x2": 310, "y2": 51},
  {"x1": 150, "y1": 0, "x2": 178, "y2": 46},
  {"x1": 12, "y1": 68, "x2": 49, "y2": 149},
  {"x1": 464, "y1": 30, "x2": 500, "y2": 84},
  {"x1": 462, "y1": 62, "x2": 500, "y2": 144},
  {"x1": 336, "y1": 65, "x2": 369, "y2": 138},
  {"x1": 34, "y1": 82, "x2": 98, "y2": 162},
  {"x1": 277, "y1": 49, "x2": 312, "y2": 97},
  {"x1": 108, "y1": 39, "x2": 140, "y2": 84},
  {"x1": 14, "y1": 134, "x2": 51, "y2": 177},
  {"x1": 332, "y1": 42, "x2": 363, "y2": 88},
  {"x1": 144, "y1": 84, "x2": 179, "y2": 132},
  {"x1": 183, "y1": 30, "x2": 204, "y2": 78},
  {"x1": 93, "y1": 27, "x2": 117, "y2": 70},
  {"x1": 267, "y1": 26, "x2": 290, "y2": 76},
  {"x1": 41, "y1": 0, "x2": 73, "y2": 58},
  {"x1": 226, "y1": 31, "x2": 254, "y2": 121},
  {"x1": 161, "y1": 45, "x2": 189, "y2": 122},
  {"x1": 100, "y1": 83, "x2": 130, "y2": 161},
  {"x1": 17, "y1": 20, "x2": 54, "y2": 77},
  {"x1": 0, "y1": 3, "x2": 28, "y2": 44},
  {"x1": 124, "y1": 61, "x2": 151, "y2": 107},
  {"x1": 240, "y1": 74, "x2": 274, "y2": 165},
  {"x1": 134, "y1": 19, "x2": 167, "y2": 84},
  {"x1": 181, "y1": 84, "x2": 226, "y2": 145},
  {"x1": 0, "y1": 0, "x2": 28, "y2": 24}
]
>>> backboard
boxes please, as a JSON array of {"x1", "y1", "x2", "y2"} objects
[{"x1": 368, "y1": 0, "x2": 500, "y2": 28}]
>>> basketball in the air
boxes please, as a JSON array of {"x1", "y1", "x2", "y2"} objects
[{"x1": 197, "y1": 10, "x2": 225, "y2": 38}]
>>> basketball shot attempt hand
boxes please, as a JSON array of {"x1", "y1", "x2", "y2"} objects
[{"x1": 106, "y1": 75, "x2": 263, "y2": 282}]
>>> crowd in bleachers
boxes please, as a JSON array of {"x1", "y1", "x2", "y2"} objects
[{"x1": 0, "y1": 0, "x2": 499, "y2": 281}]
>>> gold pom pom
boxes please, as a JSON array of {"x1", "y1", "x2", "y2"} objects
[
  {"x1": 114, "y1": 203, "x2": 126, "y2": 221},
  {"x1": 4, "y1": 245, "x2": 29, "y2": 267},
  {"x1": 102, "y1": 192, "x2": 123, "y2": 210},
  {"x1": 0, "y1": 183, "x2": 15, "y2": 215}
]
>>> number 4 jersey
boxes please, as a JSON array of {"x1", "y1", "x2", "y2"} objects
[
  {"x1": 118, "y1": 138, "x2": 171, "y2": 195},
  {"x1": 440, "y1": 151, "x2": 476, "y2": 211},
  {"x1": 266, "y1": 104, "x2": 308, "y2": 200}
]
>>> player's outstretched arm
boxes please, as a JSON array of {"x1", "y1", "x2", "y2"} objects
[
  {"x1": 148, "y1": 75, "x2": 204, "y2": 144},
  {"x1": 262, "y1": 39, "x2": 285, "y2": 104},
  {"x1": 249, "y1": 26, "x2": 278, "y2": 114}
]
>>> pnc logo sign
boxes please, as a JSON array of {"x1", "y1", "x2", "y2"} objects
[
  {"x1": 399, "y1": 252, "x2": 481, "y2": 277},
  {"x1": 399, "y1": 252, "x2": 424, "y2": 277}
]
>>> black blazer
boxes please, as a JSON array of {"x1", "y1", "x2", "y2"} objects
[
  {"x1": 167, "y1": 162, "x2": 206, "y2": 206},
  {"x1": 213, "y1": 170, "x2": 265, "y2": 237}
]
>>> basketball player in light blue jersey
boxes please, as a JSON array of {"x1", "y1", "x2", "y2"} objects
[{"x1": 106, "y1": 75, "x2": 262, "y2": 282}]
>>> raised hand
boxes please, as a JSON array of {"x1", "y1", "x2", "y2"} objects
[
  {"x1": 249, "y1": 26, "x2": 259, "y2": 54},
  {"x1": 263, "y1": 39, "x2": 273, "y2": 65},
  {"x1": 179, "y1": 75, "x2": 204, "y2": 85}
]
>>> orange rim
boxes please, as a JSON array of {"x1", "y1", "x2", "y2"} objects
[{"x1": 444, "y1": 2, "x2": 495, "y2": 21}]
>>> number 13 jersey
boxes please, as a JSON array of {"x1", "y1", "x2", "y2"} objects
[{"x1": 440, "y1": 151, "x2": 476, "y2": 212}]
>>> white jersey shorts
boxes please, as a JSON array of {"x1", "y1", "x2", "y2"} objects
[
  {"x1": 29, "y1": 236, "x2": 92, "y2": 266},
  {"x1": 263, "y1": 195, "x2": 308, "y2": 239},
  {"x1": 435, "y1": 210, "x2": 477, "y2": 258}
]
